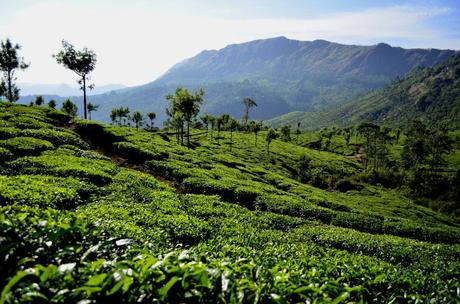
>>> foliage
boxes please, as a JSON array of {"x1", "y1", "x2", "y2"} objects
[
  {"x1": 61, "y1": 99, "x2": 78, "y2": 117},
  {"x1": 54, "y1": 40, "x2": 97, "y2": 119},
  {"x1": 0, "y1": 38, "x2": 29, "y2": 102}
]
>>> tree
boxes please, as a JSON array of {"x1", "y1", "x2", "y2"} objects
[
  {"x1": 0, "y1": 38, "x2": 29, "y2": 102},
  {"x1": 296, "y1": 122, "x2": 301, "y2": 143},
  {"x1": 61, "y1": 99, "x2": 78, "y2": 117},
  {"x1": 280, "y1": 125, "x2": 291, "y2": 142},
  {"x1": 265, "y1": 128, "x2": 278, "y2": 156},
  {"x1": 166, "y1": 87, "x2": 203, "y2": 146},
  {"x1": 110, "y1": 107, "x2": 130, "y2": 126},
  {"x1": 48, "y1": 99, "x2": 57, "y2": 109},
  {"x1": 342, "y1": 127, "x2": 352, "y2": 147},
  {"x1": 428, "y1": 129, "x2": 453, "y2": 174},
  {"x1": 147, "y1": 112, "x2": 156, "y2": 129},
  {"x1": 226, "y1": 118, "x2": 239, "y2": 149},
  {"x1": 34, "y1": 95, "x2": 44, "y2": 106},
  {"x1": 357, "y1": 122, "x2": 380, "y2": 168},
  {"x1": 54, "y1": 40, "x2": 97, "y2": 119},
  {"x1": 401, "y1": 120, "x2": 429, "y2": 170},
  {"x1": 110, "y1": 109, "x2": 118, "y2": 124},
  {"x1": 131, "y1": 111, "x2": 144, "y2": 129},
  {"x1": 87, "y1": 102, "x2": 99, "y2": 120},
  {"x1": 242, "y1": 97, "x2": 257, "y2": 128},
  {"x1": 201, "y1": 114, "x2": 214, "y2": 137},
  {"x1": 249, "y1": 120, "x2": 262, "y2": 146}
]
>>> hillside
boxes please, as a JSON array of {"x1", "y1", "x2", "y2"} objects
[
  {"x1": 39, "y1": 37, "x2": 456, "y2": 124},
  {"x1": 1, "y1": 102, "x2": 459, "y2": 302},
  {"x1": 269, "y1": 54, "x2": 460, "y2": 130}
]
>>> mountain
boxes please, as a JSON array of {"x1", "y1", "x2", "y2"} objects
[
  {"x1": 28, "y1": 37, "x2": 456, "y2": 123},
  {"x1": 19, "y1": 83, "x2": 127, "y2": 97},
  {"x1": 268, "y1": 54, "x2": 460, "y2": 130}
]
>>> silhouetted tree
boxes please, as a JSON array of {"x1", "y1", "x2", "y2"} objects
[
  {"x1": 61, "y1": 99, "x2": 78, "y2": 117},
  {"x1": 86, "y1": 102, "x2": 99, "y2": 120},
  {"x1": 227, "y1": 118, "x2": 239, "y2": 150},
  {"x1": 147, "y1": 112, "x2": 156, "y2": 129},
  {"x1": 357, "y1": 122, "x2": 380, "y2": 168},
  {"x1": 131, "y1": 111, "x2": 144, "y2": 129},
  {"x1": 280, "y1": 125, "x2": 291, "y2": 142},
  {"x1": 0, "y1": 38, "x2": 29, "y2": 102},
  {"x1": 34, "y1": 95, "x2": 44, "y2": 106},
  {"x1": 54, "y1": 40, "x2": 96, "y2": 119},
  {"x1": 48, "y1": 99, "x2": 57, "y2": 109},
  {"x1": 265, "y1": 128, "x2": 278, "y2": 156},
  {"x1": 401, "y1": 120, "x2": 429, "y2": 170},
  {"x1": 242, "y1": 97, "x2": 257, "y2": 128},
  {"x1": 166, "y1": 87, "x2": 203, "y2": 146},
  {"x1": 110, "y1": 109, "x2": 117, "y2": 124},
  {"x1": 249, "y1": 120, "x2": 262, "y2": 146}
]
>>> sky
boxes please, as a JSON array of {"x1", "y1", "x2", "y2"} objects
[{"x1": 0, "y1": 0, "x2": 459, "y2": 87}]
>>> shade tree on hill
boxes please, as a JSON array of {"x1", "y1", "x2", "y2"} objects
[
  {"x1": 0, "y1": 38, "x2": 29, "y2": 102},
  {"x1": 147, "y1": 112, "x2": 156, "y2": 129},
  {"x1": 87, "y1": 102, "x2": 99, "y2": 120},
  {"x1": 61, "y1": 99, "x2": 78, "y2": 117},
  {"x1": 166, "y1": 87, "x2": 204, "y2": 147},
  {"x1": 280, "y1": 125, "x2": 291, "y2": 142},
  {"x1": 131, "y1": 111, "x2": 145, "y2": 129},
  {"x1": 48, "y1": 99, "x2": 57, "y2": 109},
  {"x1": 265, "y1": 128, "x2": 278, "y2": 156},
  {"x1": 34, "y1": 95, "x2": 44, "y2": 106},
  {"x1": 248, "y1": 120, "x2": 263, "y2": 146},
  {"x1": 242, "y1": 97, "x2": 257, "y2": 128},
  {"x1": 110, "y1": 107, "x2": 130, "y2": 126},
  {"x1": 54, "y1": 40, "x2": 97, "y2": 120}
]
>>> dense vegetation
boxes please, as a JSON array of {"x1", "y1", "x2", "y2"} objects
[
  {"x1": 270, "y1": 54, "x2": 460, "y2": 130},
  {"x1": 1, "y1": 102, "x2": 459, "y2": 303}
]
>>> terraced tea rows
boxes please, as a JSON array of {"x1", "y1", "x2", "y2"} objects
[{"x1": 1, "y1": 102, "x2": 459, "y2": 303}]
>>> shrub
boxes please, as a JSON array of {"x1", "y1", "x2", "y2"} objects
[
  {"x1": 5, "y1": 153, "x2": 118, "y2": 186},
  {"x1": 112, "y1": 141, "x2": 168, "y2": 162},
  {"x1": 0, "y1": 175, "x2": 93, "y2": 208},
  {"x1": 0, "y1": 147, "x2": 13, "y2": 162},
  {"x1": 0, "y1": 127, "x2": 20, "y2": 139},
  {"x1": 0, "y1": 137, "x2": 54, "y2": 156},
  {"x1": 19, "y1": 128, "x2": 89, "y2": 149},
  {"x1": 334, "y1": 178, "x2": 364, "y2": 192}
]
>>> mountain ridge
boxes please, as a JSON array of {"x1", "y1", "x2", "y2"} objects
[
  {"x1": 20, "y1": 37, "x2": 458, "y2": 124},
  {"x1": 268, "y1": 54, "x2": 460, "y2": 129}
]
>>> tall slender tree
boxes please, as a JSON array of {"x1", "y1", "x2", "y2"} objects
[
  {"x1": 54, "y1": 40, "x2": 96, "y2": 119},
  {"x1": 242, "y1": 97, "x2": 257, "y2": 128},
  {"x1": 227, "y1": 118, "x2": 239, "y2": 150},
  {"x1": 265, "y1": 128, "x2": 278, "y2": 156},
  {"x1": 0, "y1": 38, "x2": 29, "y2": 102}
]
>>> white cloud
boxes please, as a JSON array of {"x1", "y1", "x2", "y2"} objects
[{"x1": 0, "y1": 3, "x2": 457, "y2": 86}]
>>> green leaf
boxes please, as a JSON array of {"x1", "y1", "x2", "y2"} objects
[{"x1": 158, "y1": 277, "x2": 180, "y2": 300}]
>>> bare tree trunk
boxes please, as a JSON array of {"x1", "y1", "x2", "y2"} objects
[
  {"x1": 187, "y1": 121, "x2": 190, "y2": 147},
  {"x1": 83, "y1": 75, "x2": 87, "y2": 119},
  {"x1": 7, "y1": 70, "x2": 12, "y2": 102}
]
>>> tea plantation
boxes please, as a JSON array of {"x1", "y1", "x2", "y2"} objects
[{"x1": 1, "y1": 102, "x2": 459, "y2": 303}]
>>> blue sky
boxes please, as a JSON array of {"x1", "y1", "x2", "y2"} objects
[{"x1": 0, "y1": 0, "x2": 459, "y2": 86}]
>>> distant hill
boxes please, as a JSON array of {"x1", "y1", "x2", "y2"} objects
[
  {"x1": 268, "y1": 54, "x2": 460, "y2": 130},
  {"x1": 23, "y1": 37, "x2": 456, "y2": 123},
  {"x1": 19, "y1": 83, "x2": 127, "y2": 97}
]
